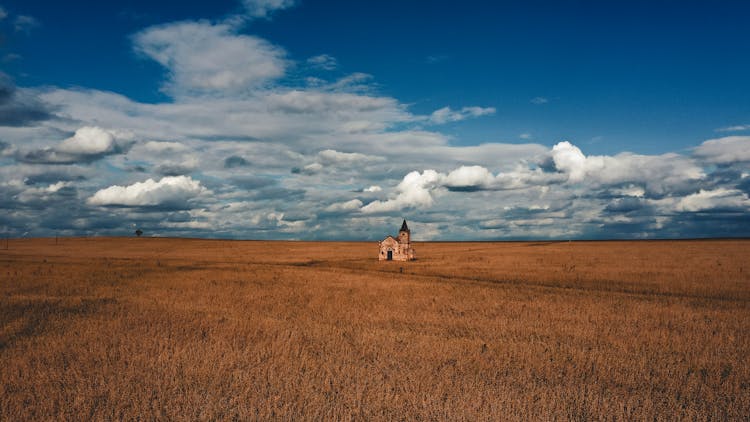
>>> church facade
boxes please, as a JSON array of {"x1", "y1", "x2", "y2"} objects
[{"x1": 378, "y1": 219, "x2": 416, "y2": 261}]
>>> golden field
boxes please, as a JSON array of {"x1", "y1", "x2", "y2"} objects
[{"x1": 1, "y1": 238, "x2": 749, "y2": 420}]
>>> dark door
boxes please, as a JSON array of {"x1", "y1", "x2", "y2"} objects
[{"x1": 387, "y1": 250, "x2": 393, "y2": 260}]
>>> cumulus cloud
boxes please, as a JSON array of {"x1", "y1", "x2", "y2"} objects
[
  {"x1": 429, "y1": 106, "x2": 496, "y2": 124},
  {"x1": 443, "y1": 165, "x2": 496, "y2": 190},
  {"x1": 610, "y1": 185, "x2": 646, "y2": 198},
  {"x1": 324, "y1": 199, "x2": 363, "y2": 213},
  {"x1": 290, "y1": 163, "x2": 319, "y2": 175},
  {"x1": 693, "y1": 136, "x2": 750, "y2": 164},
  {"x1": 1, "y1": 4, "x2": 747, "y2": 240},
  {"x1": 57, "y1": 126, "x2": 120, "y2": 155},
  {"x1": 392, "y1": 162, "x2": 552, "y2": 195},
  {"x1": 133, "y1": 21, "x2": 287, "y2": 96},
  {"x1": 88, "y1": 176, "x2": 206, "y2": 208},
  {"x1": 550, "y1": 141, "x2": 704, "y2": 196},
  {"x1": 358, "y1": 161, "x2": 558, "y2": 214},
  {"x1": 293, "y1": 149, "x2": 384, "y2": 175},
  {"x1": 359, "y1": 140, "x2": 710, "y2": 216},
  {"x1": 551, "y1": 141, "x2": 588, "y2": 182},
  {"x1": 361, "y1": 170, "x2": 441, "y2": 213},
  {"x1": 440, "y1": 165, "x2": 555, "y2": 192},
  {"x1": 14, "y1": 181, "x2": 75, "y2": 202},
  {"x1": 19, "y1": 126, "x2": 132, "y2": 164},
  {"x1": 675, "y1": 188, "x2": 750, "y2": 212}
]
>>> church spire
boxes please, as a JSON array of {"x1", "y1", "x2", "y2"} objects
[{"x1": 400, "y1": 219, "x2": 410, "y2": 233}]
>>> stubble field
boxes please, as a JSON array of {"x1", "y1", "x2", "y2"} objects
[{"x1": 1, "y1": 238, "x2": 749, "y2": 420}]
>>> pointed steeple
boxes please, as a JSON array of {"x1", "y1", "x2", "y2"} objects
[{"x1": 400, "y1": 219, "x2": 410, "y2": 233}]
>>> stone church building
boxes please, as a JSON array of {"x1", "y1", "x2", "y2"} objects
[{"x1": 378, "y1": 219, "x2": 416, "y2": 261}]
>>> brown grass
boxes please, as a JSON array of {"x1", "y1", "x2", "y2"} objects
[{"x1": 1, "y1": 238, "x2": 748, "y2": 420}]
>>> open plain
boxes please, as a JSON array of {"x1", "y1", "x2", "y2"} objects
[{"x1": 1, "y1": 238, "x2": 749, "y2": 420}]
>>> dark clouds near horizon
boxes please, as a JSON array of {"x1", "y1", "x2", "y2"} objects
[{"x1": 0, "y1": 73, "x2": 53, "y2": 127}]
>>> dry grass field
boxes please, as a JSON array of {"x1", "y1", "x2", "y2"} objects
[{"x1": 1, "y1": 238, "x2": 749, "y2": 420}]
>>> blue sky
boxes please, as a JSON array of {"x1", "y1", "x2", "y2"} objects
[{"x1": 0, "y1": 0, "x2": 749, "y2": 239}]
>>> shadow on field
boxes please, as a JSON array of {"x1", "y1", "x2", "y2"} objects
[{"x1": 0, "y1": 296, "x2": 116, "y2": 350}]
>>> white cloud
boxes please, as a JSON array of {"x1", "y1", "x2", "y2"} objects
[
  {"x1": 361, "y1": 170, "x2": 441, "y2": 213},
  {"x1": 39, "y1": 88, "x2": 410, "y2": 147},
  {"x1": 530, "y1": 97, "x2": 549, "y2": 104},
  {"x1": 551, "y1": 141, "x2": 588, "y2": 182},
  {"x1": 611, "y1": 185, "x2": 646, "y2": 198},
  {"x1": 88, "y1": 176, "x2": 206, "y2": 207},
  {"x1": 324, "y1": 199, "x2": 363, "y2": 213},
  {"x1": 316, "y1": 149, "x2": 382, "y2": 166},
  {"x1": 242, "y1": 0, "x2": 295, "y2": 19},
  {"x1": 693, "y1": 136, "x2": 750, "y2": 164},
  {"x1": 358, "y1": 140, "x2": 708, "y2": 216},
  {"x1": 429, "y1": 106, "x2": 495, "y2": 124},
  {"x1": 265, "y1": 89, "x2": 396, "y2": 114},
  {"x1": 0, "y1": 7, "x2": 7, "y2": 20},
  {"x1": 300, "y1": 162, "x2": 323, "y2": 174},
  {"x1": 132, "y1": 21, "x2": 287, "y2": 96},
  {"x1": 519, "y1": 133, "x2": 532, "y2": 140},
  {"x1": 442, "y1": 164, "x2": 556, "y2": 191},
  {"x1": 675, "y1": 188, "x2": 750, "y2": 212},
  {"x1": 307, "y1": 54, "x2": 337, "y2": 70},
  {"x1": 550, "y1": 141, "x2": 704, "y2": 194},
  {"x1": 16, "y1": 181, "x2": 73, "y2": 204},
  {"x1": 2, "y1": 6, "x2": 746, "y2": 240},
  {"x1": 443, "y1": 165, "x2": 495, "y2": 189},
  {"x1": 17, "y1": 126, "x2": 132, "y2": 164},
  {"x1": 715, "y1": 124, "x2": 750, "y2": 133},
  {"x1": 57, "y1": 126, "x2": 120, "y2": 155},
  {"x1": 339, "y1": 120, "x2": 387, "y2": 133},
  {"x1": 327, "y1": 72, "x2": 374, "y2": 92}
]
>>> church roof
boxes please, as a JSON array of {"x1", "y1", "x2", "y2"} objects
[{"x1": 400, "y1": 219, "x2": 410, "y2": 232}]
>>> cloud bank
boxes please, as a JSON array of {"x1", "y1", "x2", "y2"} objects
[
  {"x1": 0, "y1": 1, "x2": 747, "y2": 240},
  {"x1": 88, "y1": 176, "x2": 206, "y2": 208}
]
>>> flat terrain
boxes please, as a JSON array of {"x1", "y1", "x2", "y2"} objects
[{"x1": 1, "y1": 238, "x2": 749, "y2": 420}]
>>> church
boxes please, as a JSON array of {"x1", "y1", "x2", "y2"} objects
[{"x1": 378, "y1": 219, "x2": 416, "y2": 261}]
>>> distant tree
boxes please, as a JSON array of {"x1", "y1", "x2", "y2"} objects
[{"x1": 135, "y1": 229, "x2": 143, "y2": 237}]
